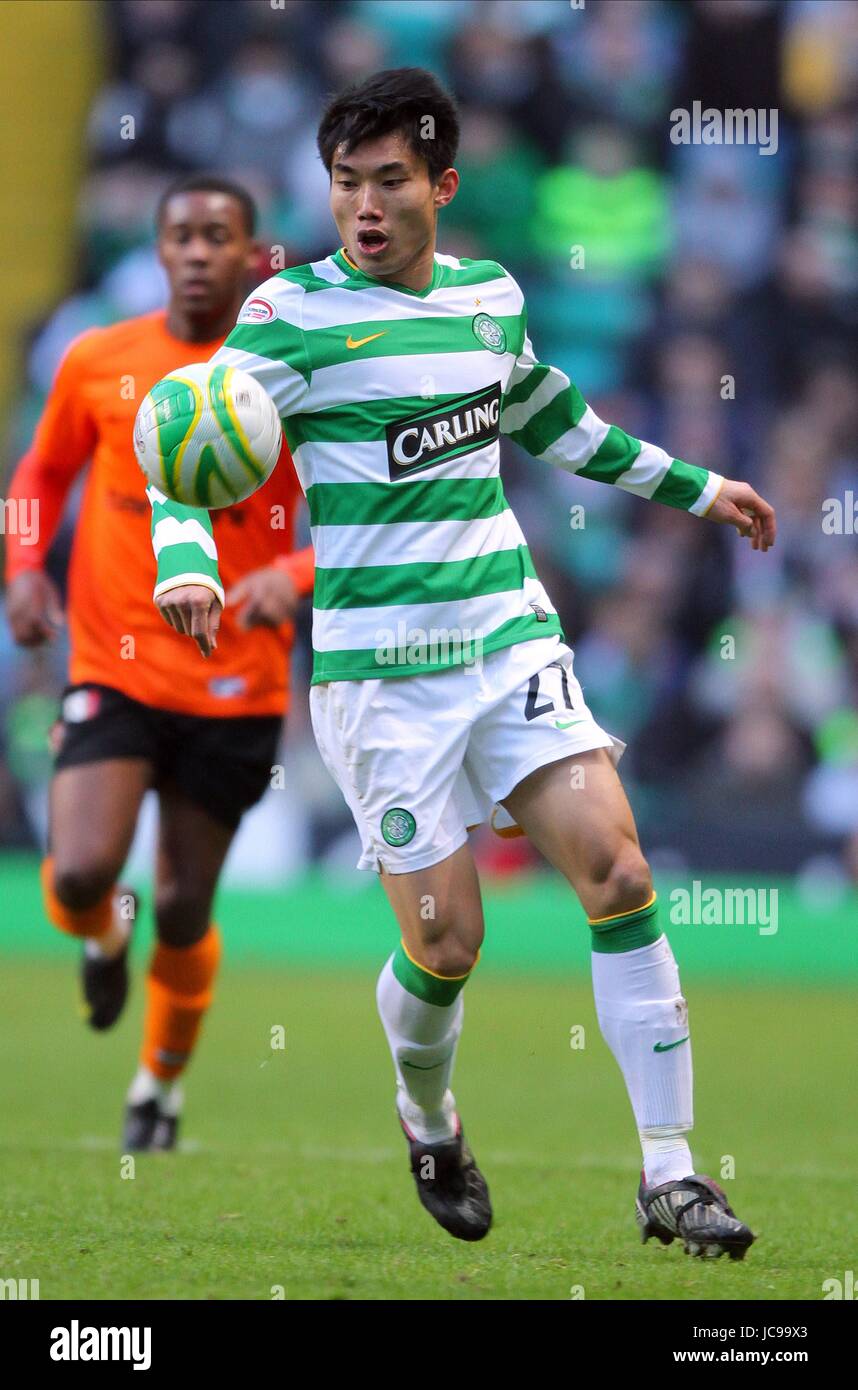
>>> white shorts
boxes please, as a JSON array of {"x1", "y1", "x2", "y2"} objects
[{"x1": 309, "y1": 635, "x2": 625, "y2": 874}]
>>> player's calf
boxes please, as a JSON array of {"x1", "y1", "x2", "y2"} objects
[
  {"x1": 120, "y1": 925, "x2": 222, "y2": 1151},
  {"x1": 377, "y1": 848, "x2": 482, "y2": 1138},
  {"x1": 378, "y1": 942, "x2": 492, "y2": 1240},
  {"x1": 376, "y1": 851, "x2": 491, "y2": 1239}
]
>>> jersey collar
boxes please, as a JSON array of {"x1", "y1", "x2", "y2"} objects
[{"x1": 334, "y1": 246, "x2": 441, "y2": 298}]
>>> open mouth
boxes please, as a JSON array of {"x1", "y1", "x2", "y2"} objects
[{"x1": 356, "y1": 229, "x2": 389, "y2": 257}]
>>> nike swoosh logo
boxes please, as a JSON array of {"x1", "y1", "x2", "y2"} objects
[
  {"x1": 653, "y1": 1036, "x2": 690, "y2": 1053},
  {"x1": 553, "y1": 718, "x2": 585, "y2": 730},
  {"x1": 402, "y1": 1060, "x2": 444, "y2": 1071},
  {"x1": 346, "y1": 331, "x2": 387, "y2": 349}
]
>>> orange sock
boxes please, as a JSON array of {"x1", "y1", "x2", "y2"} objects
[
  {"x1": 141, "y1": 925, "x2": 222, "y2": 1081},
  {"x1": 40, "y1": 855, "x2": 113, "y2": 939}
]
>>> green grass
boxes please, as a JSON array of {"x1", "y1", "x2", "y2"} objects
[
  {"x1": 0, "y1": 958, "x2": 855, "y2": 1300},
  {"x1": 3, "y1": 855, "x2": 857, "y2": 983}
]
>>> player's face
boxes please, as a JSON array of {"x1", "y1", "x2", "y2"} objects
[
  {"x1": 329, "y1": 131, "x2": 457, "y2": 282},
  {"x1": 158, "y1": 193, "x2": 258, "y2": 318}
]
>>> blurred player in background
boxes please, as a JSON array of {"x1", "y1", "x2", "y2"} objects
[
  {"x1": 152, "y1": 72, "x2": 776, "y2": 1259},
  {"x1": 5, "y1": 176, "x2": 313, "y2": 1151}
]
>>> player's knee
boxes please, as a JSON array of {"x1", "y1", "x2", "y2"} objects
[
  {"x1": 154, "y1": 883, "x2": 211, "y2": 948},
  {"x1": 51, "y1": 860, "x2": 117, "y2": 911},
  {"x1": 417, "y1": 935, "x2": 481, "y2": 979},
  {"x1": 599, "y1": 844, "x2": 653, "y2": 919}
]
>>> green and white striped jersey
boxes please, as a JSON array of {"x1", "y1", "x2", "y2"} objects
[{"x1": 149, "y1": 249, "x2": 723, "y2": 683}]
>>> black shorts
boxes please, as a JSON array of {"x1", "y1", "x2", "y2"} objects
[{"x1": 54, "y1": 683, "x2": 282, "y2": 831}]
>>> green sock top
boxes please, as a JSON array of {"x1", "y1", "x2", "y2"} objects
[
  {"x1": 391, "y1": 941, "x2": 472, "y2": 1006},
  {"x1": 589, "y1": 895, "x2": 662, "y2": 954}
]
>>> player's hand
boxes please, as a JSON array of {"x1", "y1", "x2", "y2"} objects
[
  {"x1": 155, "y1": 584, "x2": 222, "y2": 658},
  {"x1": 227, "y1": 566, "x2": 299, "y2": 630},
  {"x1": 6, "y1": 570, "x2": 65, "y2": 646},
  {"x1": 705, "y1": 479, "x2": 776, "y2": 552}
]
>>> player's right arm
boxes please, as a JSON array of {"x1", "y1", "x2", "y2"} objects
[
  {"x1": 148, "y1": 279, "x2": 312, "y2": 655},
  {"x1": 5, "y1": 337, "x2": 98, "y2": 645},
  {"x1": 149, "y1": 483, "x2": 225, "y2": 657}
]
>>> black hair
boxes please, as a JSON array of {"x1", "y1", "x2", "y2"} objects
[
  {"x1": 155, "y1": 174, "x2": 257, "y2": 235},
  {"x1": 317, "y1": 67, "x2": 459, "y2": 185}
]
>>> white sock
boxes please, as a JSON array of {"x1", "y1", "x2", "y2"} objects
[
  {"x1": 126, "y1": 1065, "x2": 183, "y2": 1117},
  {"x1": 376, "y1": 955, "x2": 463, "y2": 1143},
  {"x1": 591, "y1": 935, "x2": 694, "y2": 1185},
  {"x1": 640, "y1": 1125, "x2": 695, "y2": 1188}
]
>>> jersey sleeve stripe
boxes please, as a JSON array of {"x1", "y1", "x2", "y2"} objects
[
  {"x1": 501, "y1": 361, "x2": 552, "y2": 410},
  {"x1": 500, "y1": 366, "x2": 575, "y2": 435},
  {"x1": 152, "y1": 539, "x2": 222, "y2": 588},
  {"x1": 503, "y1": 382, "x2": 594, "y2": 457},
  {"x1": 656, "y1": 459, "x2": 719, "y2": 511},
  {"x1": 215, "y1": 329, "x2": 310, "y2": 381},
  {"x1": 574, "y1": 425, "x2": 647, "y2": 487},
  {"x1": 151, "y1": 513, "x2": 219, "y2": 561},
  {"x1": 209, "y1": 345, "x2": 309, "y2": 414},
  {"x1": 153, "y1": 572, "x2": 225, "y2": 608},
  {"x1": 525, "y1": 406, "x2": 611, "y2": 473}
]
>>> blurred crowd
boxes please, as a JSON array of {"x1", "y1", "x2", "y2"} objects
[{"x1": 1, "y1": 0, "x2": 857, "y2": 884}]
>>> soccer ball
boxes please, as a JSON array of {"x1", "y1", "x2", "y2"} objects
[{"x1": 133, "y1": 362, "x2": 282, "y2": 508}]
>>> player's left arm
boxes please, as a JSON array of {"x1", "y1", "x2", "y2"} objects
[{"x1": 501, "y1": 303, "x2": 775, "y2": 551}]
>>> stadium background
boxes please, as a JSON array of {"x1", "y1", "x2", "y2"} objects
[{"x1": 0, "y1": 0, "x2": 856, "y2": 1302}]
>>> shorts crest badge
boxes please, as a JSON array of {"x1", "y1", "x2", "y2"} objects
[{"x1": 381, "y1": 807, "x2": 417, "y2": 847}]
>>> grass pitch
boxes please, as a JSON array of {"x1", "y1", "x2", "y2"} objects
[{"x1": 1, "y1": 957, "x2": 855, "y2": 1300}]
